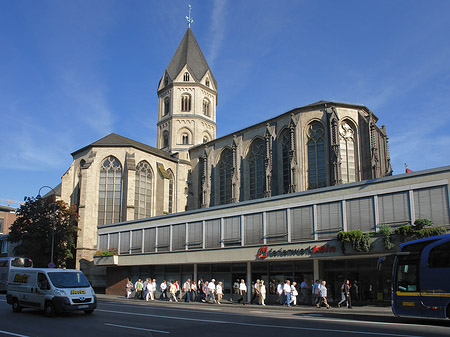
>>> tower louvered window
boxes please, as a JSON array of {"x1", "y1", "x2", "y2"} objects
[
  {"x1": 183, "y1": 72, "x2": 190, "y2": 81},
  {"x1": 98, "y1": 156, "x2": 122, "y2": 225},
  {"x1": 203, "y1": 98, "x2": 210, "y2": 116},
  {"x1": 163, "y1": 97, "x2": 170, "y2": 116},
  {"x1": 181, "y1": 94, "x2": 191, "y2": 112}
]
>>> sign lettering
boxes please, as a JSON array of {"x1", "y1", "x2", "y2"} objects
[{"x1": 256, "y1": 244, "x2": 336, "y2": 259}]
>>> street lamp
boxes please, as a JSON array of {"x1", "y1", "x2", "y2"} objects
[{"x1": 37, "y1": 186, "x2": 56, "y2": 266}]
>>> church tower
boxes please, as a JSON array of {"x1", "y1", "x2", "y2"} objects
[{"x1": 157, "y1": 28, "x2": 217, "y2": 159}]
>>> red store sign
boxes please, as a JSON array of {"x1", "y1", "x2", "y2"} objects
[{"x1": 257, "y1": 244, "x2": 336, "y2": 259}]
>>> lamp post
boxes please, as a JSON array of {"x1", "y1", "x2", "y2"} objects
[{"x1": 38, "y1": 186, "x2": 56, "y2": 266}]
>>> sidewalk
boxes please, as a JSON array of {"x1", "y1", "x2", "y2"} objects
[{"x1": 97, "y1": 294, "x2": 393, "y2": 316}]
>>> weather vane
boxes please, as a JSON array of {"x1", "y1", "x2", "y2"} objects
[{"x1": 186, "y1": 4, "x2": 194, "y2": 28}]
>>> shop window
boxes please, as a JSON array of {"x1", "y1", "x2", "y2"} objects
[
  {"x1": 290, "y1": 206, "x2": 313, "y2": 241},
  {"x1": 120, "y1": 231, "x2": 130, "y2": 254},
  {"x1": 378, "y1": 192, "x2": 410, "y2": 227},
  {"x1": 266, "y1": 210, "x2": 288, "y2": 244},
  {"x1": 172, "y1": 224, "x2": 186, "y2": 251},
  {"x1": 131, "y1": 230, "x2": 142, "y2": 254},
  {"x1": 223, "y1": 216, "x2": 241, "y2": 246},
  {"x1": 109, "y1": 233, "x2": 119, "y2": 251},
  {"x1": 346, "y1": 197, "x2": 375, "y2": 232},
  {"x1": 414, "y1": 186, "x2": 450, "y2": 226},
  {"x1": 187, "y1": 221, "x2": 202, "y2": 249},
  {"x1": 244, "y1": 213, "x2": 263, "y2": 245},
  {"x1": 143, "y1": 228, "x2": 156, "y2": 253},
  {"x1": 205, "y1": 219, "x2": 220, "y2": 248},
  {"x1": 157, "y1": 226, "x2": 170, "y2": 252}
]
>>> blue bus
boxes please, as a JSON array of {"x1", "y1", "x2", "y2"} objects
[{"x1": 380, "y1": 233, "x2": 450, "y2": 319}]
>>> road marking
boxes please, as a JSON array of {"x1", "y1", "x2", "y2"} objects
[
  {"x1": 0, "y1": 330, "x2": 30, "y2": 337},
  {"x1": 250, "y1": 310, "x2": 266, "y2": 313},
  {"x1": 104, "y1": 323, "x2": 170, "y2": 334},
  {"x1": 97, "y1": 309, "x2": 423, "y2": 337}
]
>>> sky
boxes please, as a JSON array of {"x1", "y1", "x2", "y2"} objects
[{"x1": 1, "y1": 0, "x2": 450, "y2": 206}]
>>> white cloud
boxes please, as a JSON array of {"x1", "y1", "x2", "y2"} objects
[{"x1": 207, "y1": 0, "x2": 228, "y2": 67}]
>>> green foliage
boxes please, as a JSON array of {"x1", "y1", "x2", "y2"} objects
[
  {"x1": 394, "y1": 218, "x2": 447, "y2": 240},
  {"x1": 379, "y1": 225, "x2": 395, "y2": 250},
  {"x1": 337, "y1": 230, "x2": 371, "y2": 252},
  {"x1": 8, "y1": 196, "x2": 79, "y2": 268},
  {"x1": 94, "y1": 249, "x2": 117, "y2": 257}
]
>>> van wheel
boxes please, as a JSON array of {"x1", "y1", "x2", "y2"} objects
[
  {"x1": 12, "y1": 299, "x2": 22, "y2": 313},
  {"x1": 84, "y1": 309, "x2": 94, "y2": 315},
  {"x1": 44, "y1": 302, "x2": 56, "y2": 317}
]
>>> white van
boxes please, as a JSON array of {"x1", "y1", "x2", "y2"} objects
[{"x1": 6, "y1": 268, "x2": 97, "y2": 316}]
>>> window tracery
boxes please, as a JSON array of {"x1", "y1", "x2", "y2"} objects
[
  {"x1": 307, "y1": 122, "x2": 326, "y2": 189},
  {"x1": 98, "y1": 156, "x2": 122, "y2": 225},
  {"x1": 135, "y1": 161, "x2": 152, "y2": 219}
]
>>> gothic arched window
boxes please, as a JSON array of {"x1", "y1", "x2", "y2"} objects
[
  {"x1": 135, "y1": 161, "x2": 152, "y2": 219},
  {"x1": 281, "y1": 129, "x2": 291, "y2": 194},
  {"x1": 340, "y1": 120, "x2": 357, "y2": 183},
  {"x1": 181, "y1": 94, "x2": 191, "y2": 112},
  {"x1": 307, "y1": 122, "x2": 326, "y2": 189},
  {"x1": 205, "y1": 78, "x2": 210, "y2": 87},
  {"x1": 218, "y1": 148, "x2": 233, "y2": 205},
  {"x1": 183, "y1": 72, "x2": 190, "y2": 81},
  {"x1": 249, "y1": 138, "x2": 265, "y2": 200},
  {"x1": 203, "y1": 98, "x2": 210, "y2": 116},
  {"x1": 98, "y1": 156, "x2": 122, "y2": 225},
  {"x1": 163, "y1": 97, "x2": 170, "y2": 116},
  {"x1": 168, "y1": 170, "x2": 174, "y2": 214}
]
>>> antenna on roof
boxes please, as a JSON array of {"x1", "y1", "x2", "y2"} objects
[{"x1": 186, "y1": 4, "x2": 194, "y2": 28}]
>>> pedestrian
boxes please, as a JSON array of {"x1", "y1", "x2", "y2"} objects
[
  {"x1": 312, "y1": 279, "x2": 320, "y2": 305},
  {"x1": 183, "y1": 279, "x2": 191, "y2": 302},
  {"x1": 145, "y1": 278, "x2": 152, "y2": 301},
  {"x1": 277, "y1": 281, "x2": 284, "y2": 305},
  {"x1": 151, "y1": 279, "x2": 157, "y2": 300},
  {"x1": 207, "y1": 279, "x2": 216, "y2": 303},
  {"x1": 169, "y1": 281, "x2": 178, "y2": 302},
  {"x1": 290, "y1": 281, "x2": 298, "y2": 306},
  {"x1": 300, "y1": 279, "x2": 309, "y2": 304},
  {"x1": 317, "y1": 280, "x2": 331, "y2": 309},
  {"x1": 216, "y1": 281, "x2": 223, "y2": 304},
  {"x1": 233, "y1": 279, "x2": 240, "y2": 295},
  {"x1": 126, "y1": 279, "x2": 133, "y2": 298},
  {"x1": 338, "y1": 279, "x2": 352, "y2": 308},
  {"x1": 260, "y1": 280, "x2": 267, "y2": 306},
  {"x1": 159, "y1": 280, "x2": 168, "y2": 301},
  {"x1": 237, "y1": 279, "x2": 247, "y2": 305},
  {"x1": 251, "y1": 279, "x2": 261, "y2": 304},
  {"x1": 135, "y1": 279, "x2": 144, "y2": 300},
  {"x1": 198, "y1": 278, "x2": 205, "y2": 302},
  {"x1": 191, "y1": 280, "x2": 197, "y2": 302},
  {"x1": 351, "y1": 280, "x2": 359, "y2": 302},
  {"x1": 284, "y1": 280, "x2": 292, "y2": 307},
  {"x1": 202, "y1": 281, "x2": 209, "y2": 302},
  {"x1": 175, "y1": 280, "x2": 181, "y2": 301}
]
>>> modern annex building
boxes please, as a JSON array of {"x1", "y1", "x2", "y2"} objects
[{"x1": 56, "y1": 28, "x2": 411, "y2": 294}]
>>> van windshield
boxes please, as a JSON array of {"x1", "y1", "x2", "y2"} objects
[{"x1": 47, "y1": 272, "x2": 90, "y2": 288}]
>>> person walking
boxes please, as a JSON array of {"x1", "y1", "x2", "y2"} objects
[
  {"x1": 277, "y1": 281, "x2": 284, "y2": 305},
  {"x1": 216, "y1": 281, "x2": 223, "y2": 304},
  {"x1": 207, "y1": 279, "x2": 216, "y2": 303},
  {"x1": 284, "y1": 280, "x2": 292, "y2": 307},
  {"x1": 312, "y1": 279, "x2": 320, "y2": 305},
  {"x1": 126, "y1": 279, "x2": 133, "y2": 299},
  {"x1": 251, "y1": 279, "x2": 261, "y2": 304},
  {"x1": 290, "y1": 281, "x2": 298, "y2": 306},
  {"x1": 260, "y1": 280, "x2": 267, "y2": 306},
  {"x1": 338, "y1": 280, "x2": 352, "y2": 308},
  {"x1": 183, "y1": 279, "x2": 191, "y2": 302},
  {"x1": 150, "y1": 279, "x2": 157, "y2": 300},
  {"x1": 191, "y1": 280, "x2": 197, "y2": 302},
  {"x1": 317, "y1": 280, "x2": 331, "y2": 309},
  {"x1": 145, "y1": 278, "x2": 152, "y2": 301},
  {"x1": 237, "y1": 279, "x2": 247, "y2": 305},
  {"x1": 159, "y1": 280, "x2": 168, "y2": 301},
  {"x1": 169, "y1": 281, "x2": 178, "y2": 302},
  {"x1": 300, "y1": 279, "x2": 309, "y2": 304},
  {"x1": 135, "y1": 279, "x2": 144, "y2": 300}
]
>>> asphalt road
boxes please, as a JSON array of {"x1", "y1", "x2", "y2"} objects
[{"x1": 0, "y1": 295, "x2": 449, "y2": 337}]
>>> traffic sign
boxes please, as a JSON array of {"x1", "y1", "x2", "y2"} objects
[{"x1": 48, "y1": 262, "x2": 55, "y2": 268}]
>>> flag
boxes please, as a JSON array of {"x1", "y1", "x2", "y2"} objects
[{"x1": 405, "y1": 163, "x2": 413, "y2": 173}]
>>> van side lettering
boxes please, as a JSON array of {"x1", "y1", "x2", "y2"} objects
[
  {"x1": 13, "y1": 274, "x2": 30, "y2": 283},
  {"x1": 71, "y1": 290, "x2": 86, "y2": 295}
]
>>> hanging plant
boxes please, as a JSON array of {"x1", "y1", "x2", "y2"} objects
[
  {"x1": 337, "y1": 230, "x2": 371, "y2": 253},
  {"x1": 379, "y1": 225, "x2": 395, "y2": 250}
]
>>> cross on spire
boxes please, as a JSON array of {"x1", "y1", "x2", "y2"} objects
[{"x1": 186, "y1": 4, "x2": 194, "y2": 28}]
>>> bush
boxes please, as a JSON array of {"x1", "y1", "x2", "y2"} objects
[
  {"x1": 337, "y1": 230, "x2": 371, "y2": 252},
  {"x1": 94, "y1": 249, "x2": 117, "y2": 257},
  {"x1": 379, "y1": 225, "x2": 395, "y2": 250},
  {"x1": 394, "y1": 218, "x2": 447, "y2": 240}
]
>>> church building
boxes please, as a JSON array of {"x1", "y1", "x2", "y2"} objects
[{"x1": 58, "y1": 28, "x2": 393, "y2": 288}]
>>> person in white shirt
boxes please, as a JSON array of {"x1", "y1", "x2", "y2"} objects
[
  {"x1": 207, "y1": 279, "x2": 216, "y2": 303},
  {"x1": 151, "y1": 279, "x2": 157, "y2": 300},
  {"x1": 290, "y1": 281, "x2": 299, "y2": 306},
  {"x1": 159, "y1": 280, "x2": 168, "y2": 301},
  {"x1": 183, "y1": 279, "x2": 191, "y2": 302},
  {"x1": 145, "y1": 278, "x2": 152, "y2": 301},
  {"x1": 283, "y1": 280, "x2": 292, "y2": 307},
  {"x1": 317, "y1": 280, "x2": 331, "y2": 308},
  {"x1": 277, "y1": 281, "x2": 284, "y2": 305},
  {"x1": 237, "y1": 279, "x2": 247, "y2": 305},
  {"x1": 216, "y1": 281, "x2": 223, "y2": 304},
  {"x1": 260, "y1": 280, "x2": 267, "y2": 306}
]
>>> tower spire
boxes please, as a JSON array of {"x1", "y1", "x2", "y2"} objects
[{"x1": 186, "y1": 4, "x2": 194, "y2": 28}]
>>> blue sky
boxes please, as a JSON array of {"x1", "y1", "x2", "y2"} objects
[{"x1": 1, "y1": 0, "x2": 450, "y2": 206}]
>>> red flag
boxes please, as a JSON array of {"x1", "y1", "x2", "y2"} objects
[{"x1": 405, "y1": 164, "x2": 413, "y2": 173}]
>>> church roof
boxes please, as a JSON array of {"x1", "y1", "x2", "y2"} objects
[
  {"x1": 165, "y1": 28, "x2": 217, "y2": 88},
  {"x1": 71, "y1": 133, "x2": 184, "y2": 163}
]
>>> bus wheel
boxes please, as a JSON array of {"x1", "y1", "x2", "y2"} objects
[
  {"x1": 44, "y1": 302, "x2": 56, "y2": 317},
  {"x1": 12, "y1": 299, "x2": 22, "y2": 313}
]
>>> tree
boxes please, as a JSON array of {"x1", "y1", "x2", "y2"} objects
[{"x1": 8, "y1": 196, "x2": 79, "y2": 268}]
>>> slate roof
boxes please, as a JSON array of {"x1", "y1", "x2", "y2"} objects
[
  {"x1": 165, "y1": 28, "x2": 217, "y2": 88},
  {"x1": 71, "y1": 133, "x2": 183, "y2": 163}
]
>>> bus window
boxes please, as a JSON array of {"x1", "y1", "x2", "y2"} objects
[
  {"x1": 428, "y1": 242, "x2": 450, "y2": 268},
  {"x1": 396, "y1": 263, "x2": 418, "y2": 292}
]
